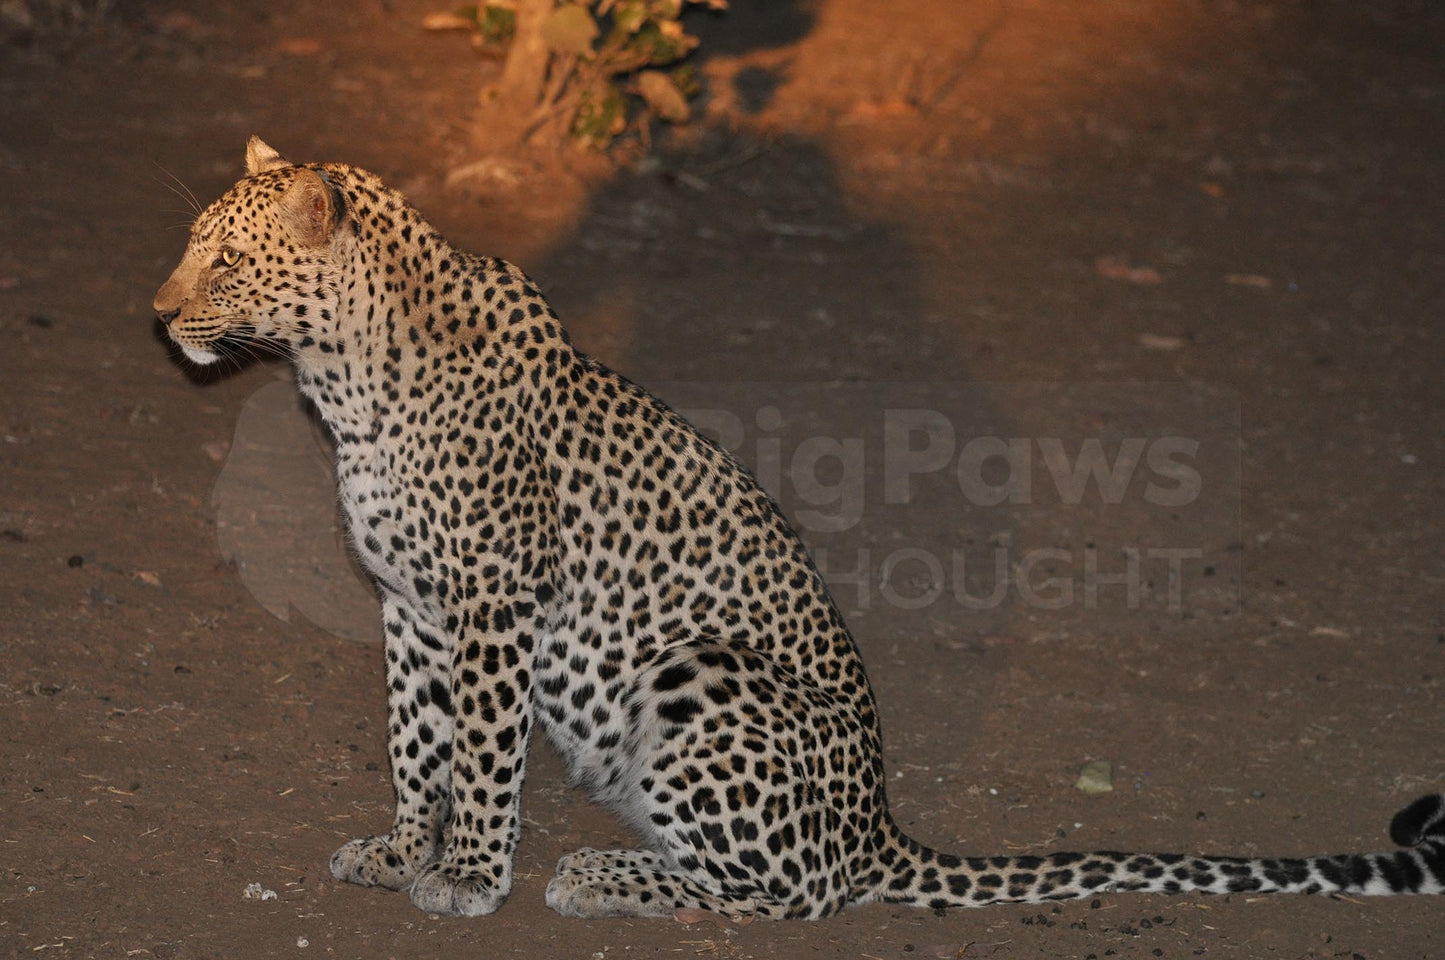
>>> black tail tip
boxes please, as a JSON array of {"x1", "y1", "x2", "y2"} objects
[{"x1": 1389, "y1": 793, "x2": 1445, "y2": 847}]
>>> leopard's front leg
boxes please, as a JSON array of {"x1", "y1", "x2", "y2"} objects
[
  {"x1": 331, "y1": 595, "x2": 451, "y2": 890},
  {"x1": 407, "y1": 593, "x2": 540, "y2": 916}
]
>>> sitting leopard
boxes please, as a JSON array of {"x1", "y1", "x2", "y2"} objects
[{"x1": 153, "y1": 137, "x2": 1445, "y2": 919}]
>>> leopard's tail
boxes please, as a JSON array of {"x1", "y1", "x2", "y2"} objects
[{"x1": 875, "y1": 793, "x2": 1445, "y2": 908}]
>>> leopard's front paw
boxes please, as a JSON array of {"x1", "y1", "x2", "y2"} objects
[
  {"x1": 409, "y1": 860, "x2": 508, "y2": 916},
  {"x1": 329, "y1": 834, "x2": 433, "y2": 890}
]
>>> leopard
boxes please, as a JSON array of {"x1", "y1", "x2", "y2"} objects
[{"x1": 153, "y1": 137, "x2": 1445, "y2": 920}]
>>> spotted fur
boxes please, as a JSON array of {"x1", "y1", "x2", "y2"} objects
[{"x1": 153, "y1": 138, "x2": 1445, "y2": 919}]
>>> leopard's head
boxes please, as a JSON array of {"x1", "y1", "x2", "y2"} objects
[{"x1": 154, "y1": 137, "x2": 349, "y2": 365}]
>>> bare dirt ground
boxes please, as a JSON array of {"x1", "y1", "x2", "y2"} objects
[{"x1": 2, "y1": 0, "x2": 1443, "y2": 957}]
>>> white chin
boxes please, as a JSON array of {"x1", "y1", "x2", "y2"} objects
[{"x1": 180, "y1": 344, "x2": 221, "y2": 365}]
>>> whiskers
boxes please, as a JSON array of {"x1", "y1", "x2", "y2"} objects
[
  {"x1": 172, "y1": 313, "x2": 296, "y2": 375},
  {"x1": 214, "y1": 318, "x2": 295, "y2": 365},
  {"x1": 152, "y1": 162, "x2": 202, "y2": 231}
]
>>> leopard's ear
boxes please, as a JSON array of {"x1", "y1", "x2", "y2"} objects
[
  {"x1": 245, "y1": 136, "x2": 290, "y2": 176},
  {"x1": 279, "y1": 168, "x2": 344, "y2": 247}
]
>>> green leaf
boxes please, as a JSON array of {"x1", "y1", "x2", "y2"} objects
[
  {"x1": 571, "y1": 83, "x2": 628, "y2": 149},
  {"x1": 542, "y1": 4, "x2": 599, "y2": 56},
  {"x1": 670, "y1": 63, "x2": 699, "y2": 99},
  {"x1": 628, "y1": 18, "x2": 697, "y2": 67},
  {"x1": 476, "y1": 4, "x2": 516, "y2": 45},
  {"x1": 611, "y1": 0, "x2": 648, "y2": 34}
]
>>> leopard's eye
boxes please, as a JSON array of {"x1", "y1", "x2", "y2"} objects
[{"x1": 213, "y1": 247, "x2": 242, "y2": 269}]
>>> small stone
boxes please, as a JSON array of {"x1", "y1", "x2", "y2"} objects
[{"x1": 1075, "y1": 760, "x2": 1114, "y2": 795}]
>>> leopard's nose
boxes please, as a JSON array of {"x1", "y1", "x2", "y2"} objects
[{"x1": 153, "y1": 278, "x2": 189, "y2": 325}]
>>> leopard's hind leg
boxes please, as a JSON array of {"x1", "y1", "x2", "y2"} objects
[
  {"x1": 555, "y1": 847, "x2": 666, "y2": 873},
  {"x1": 557, "y1": 638, "x2": 878, "y2": 920},
  {"x1": 546, "y1": 862, "x2": 775, "y2": 918}
]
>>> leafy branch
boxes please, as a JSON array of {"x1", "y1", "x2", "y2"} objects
[{"x1": 427, "y1": 0, "x2": 725, "y2": 150}]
